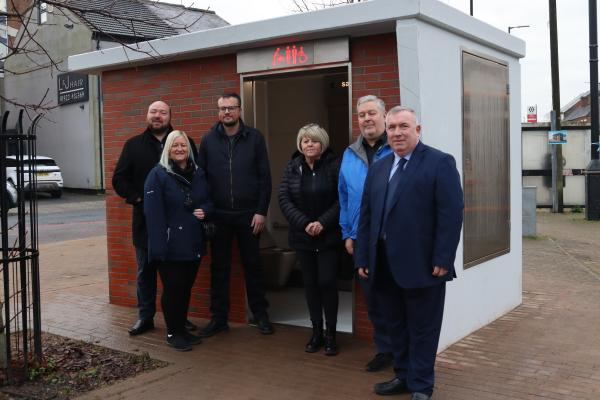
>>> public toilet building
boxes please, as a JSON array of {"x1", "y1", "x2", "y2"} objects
[{"x1": 69, "y1": 0, "x2": 525, "y2": 350}]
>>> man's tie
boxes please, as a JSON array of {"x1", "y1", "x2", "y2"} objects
[{"x1": 380, "y1": 157, "x2": 407, "y2": 239}]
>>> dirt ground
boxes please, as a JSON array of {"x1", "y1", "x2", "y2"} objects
[{"x1": 0, "y1": 333, "x2": 168, "y2": 400}]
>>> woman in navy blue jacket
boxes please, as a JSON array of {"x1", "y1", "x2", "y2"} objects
[{"x1": 144, "y1": 130, "x2": 212, "y2": 352}]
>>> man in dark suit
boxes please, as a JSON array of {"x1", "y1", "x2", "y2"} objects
[{"x1": 355, "y1": 106, "x2": 463, "y2": 400}]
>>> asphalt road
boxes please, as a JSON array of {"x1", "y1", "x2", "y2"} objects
[{"x1": 3, "y1": 191, "x2": 107, "y2": 245}]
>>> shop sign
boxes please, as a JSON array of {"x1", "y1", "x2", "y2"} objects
[
  {"x1": 58, "y1": 73, "x2": 89, "y2": 105},
  {"x1": 237, "y1": 37, "x2": 349, "y2": 73}
]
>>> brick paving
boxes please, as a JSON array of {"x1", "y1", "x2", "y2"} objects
[{"x1": 37, "y1": 211, "x2": 600, "y2": 399}]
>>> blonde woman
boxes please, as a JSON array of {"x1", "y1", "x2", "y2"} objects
[
  {"x1": 278, "y1": 124, "x2": 342, "y2": 355},
  {"x1": 144, "y1": 130, "x2": 212, "y2": 351}
]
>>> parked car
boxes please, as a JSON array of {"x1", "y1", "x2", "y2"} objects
[
  {"x1": 3, "y1": 180, "x2": 17, "y2": 209},
  {"x1": 5, "y1": 156, "x2": 64, "y2": 198}
]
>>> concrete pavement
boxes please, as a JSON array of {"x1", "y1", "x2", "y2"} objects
[{"x1": 38, "y1": 210, "x2": 600, "y2": 399}]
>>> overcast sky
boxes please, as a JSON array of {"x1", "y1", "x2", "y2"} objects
[{"x1": 163, "y1": 0, "x2": 595, "y2": 122}]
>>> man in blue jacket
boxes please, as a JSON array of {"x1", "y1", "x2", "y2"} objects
[
  {"x1": 355, "y1": 106, "x2": 463, "y2": 400},
  {"x1": 197, "y1": 93, "x2": 273, "y2": 337},
  {"x1": 339, "y1": 95, "x2": 393, "y2": 372}
]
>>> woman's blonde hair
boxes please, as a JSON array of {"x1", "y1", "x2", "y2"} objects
[
  {"x1": 159, "y1": 130, "x2": 195, "y2": 172},
  {"x1": 296, "y1": 123, "x2": 329, "y2": 154}
]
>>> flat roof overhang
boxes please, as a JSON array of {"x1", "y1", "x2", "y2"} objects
[{"x1": 68, "y1": 0, "x2": 525, "y2": 75}]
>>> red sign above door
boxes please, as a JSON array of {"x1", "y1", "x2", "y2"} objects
[
  {"x1": 237, "y1": 37, "x2": 349, "y2": 74},
  {"x1": 272, "y1": 45, "x2": 310, "y2": 67}
]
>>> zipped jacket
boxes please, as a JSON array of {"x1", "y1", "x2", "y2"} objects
[
  {"x1": 112, "y1": 127, "x2": 197, "y2": 248},
  {"x1": 278, "y1": 148, "x2": 341, "y2": 251},
  {"x1": 338, "y1": 135, "x2": 392, "y2": 240},
  {"x1": 198, "y1": 120, "x2": 271, "y2": 221},
  {"x1": 143, "y1": 164, "x2": 213, "y2": 263}
]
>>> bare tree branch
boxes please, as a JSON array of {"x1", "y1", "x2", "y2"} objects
[{"x1": 2, "y1": 0, "x2": 216, "y2": 111}]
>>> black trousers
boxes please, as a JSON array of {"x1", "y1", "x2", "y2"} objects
[
  {"x1": 157, "y1": 261, "x2": 200, "y2": 335},
  {"x1": 209, "y1": 222, "x2": 269, "y2": 322},
  {"x1": 296, "y1": 249, "x2": 339, "y2": 327}
]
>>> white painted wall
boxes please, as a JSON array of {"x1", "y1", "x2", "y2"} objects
[
  {"x1": 3, "y1": 8, "x2": 103, "y2": 190},
  {"x1": 396, "y1": 18, "x2": 524, "y2": 351},
  {"x1": 522, "y1": 128, "x2": 591, "y2": 206}
]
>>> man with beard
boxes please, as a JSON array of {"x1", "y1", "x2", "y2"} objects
[
  {"x1": 197, "y1": 93, "x2": 274, "y2": 337},
  {"x1": 113, "y1": 100, "x2": 198, "y2": 336}
]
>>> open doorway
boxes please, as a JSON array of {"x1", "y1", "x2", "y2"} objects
[{"x1": 242, "y1": 66, "x2": 353, "y2": 332}]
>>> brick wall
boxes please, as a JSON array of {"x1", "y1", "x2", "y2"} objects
[
  {"x1": 350, "y1": 33, "x2": 400, "y2": 340},
  {"x1": 103, "y1": 33, "x2": 399, "y2": 336},
  {"x1": 103, "y1": 54, "x2": 246, "y2": 321}
]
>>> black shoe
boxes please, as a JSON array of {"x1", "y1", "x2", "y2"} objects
[
  {"x1": 411, "y1": 393, "x2": 432, "y2": 400},
  {"x1": 324, "y1": 326, "x2": 338, "y2": 356},
  {"x1": 198, "y1": 319, "x2": 229, "y2": 338},
  {"x1": 305, "y1": 320, "x2": 324, "y2": 353},
  {"x1": 166, "y1": 333, "x2": 192, "y2": 352},
  {"x1": 128, "y1": 319, "x2": 154, "y2": 336},
  {"x1": 185, "y1": 320, "x2": 198, "y2": 332},
  {"x1": 374, "y1": 377, "x2": 409, "y2": 396},
  {"x1": 366, "y1": 352, "x2": 394, "y2": 372},
  {"x1": 183, "y1": 331, "x2": 202, "y2": 345},
  {"x1": 256, "y1": 317, "x2": 274, "y2": 335}
]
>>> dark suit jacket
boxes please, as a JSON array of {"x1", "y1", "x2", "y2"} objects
[{"x1": 355, "y1": 141, "x2": 464, "y2": 289}]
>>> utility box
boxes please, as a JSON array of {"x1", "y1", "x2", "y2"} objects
[
  {"x1": 522, "y1": 186, "x2": 537, "y2": 236},
  {"x1": 585, "y1": 159, "x2": 600, "y2": 220}
]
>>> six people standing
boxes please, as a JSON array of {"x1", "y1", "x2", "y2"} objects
[{"x1": 115, "y1": 95, "x2": 464, "y2": 400}]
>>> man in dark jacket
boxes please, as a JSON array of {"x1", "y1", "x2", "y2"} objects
[
  {"x1": 112, "y1": 101, "x2": 198, "y2": 336},
  {"x1": 197, "y1": 93, "x2": 274, "y2": 337}
]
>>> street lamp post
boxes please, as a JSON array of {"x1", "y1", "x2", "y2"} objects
[
  {"x1": 585, "y1": 0, "x2": 600, "y2": 220},
  {"x1": 508, "y1": 25, "x2": 530, "y2": 34}
]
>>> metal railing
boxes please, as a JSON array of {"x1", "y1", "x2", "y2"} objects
[{"x1": 0, "y1": 110, "x2": 43, "y2": 384}]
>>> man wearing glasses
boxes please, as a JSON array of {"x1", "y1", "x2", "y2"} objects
[{"x1": 197, "y1": 93, "x2": 274, "y2": 337}]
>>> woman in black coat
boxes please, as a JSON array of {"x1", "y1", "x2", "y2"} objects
[
  {"x1": 278, "y1": 123, "x2": 341, "y2": 355},
  {"x1": 144, "y1": 130, "x2": 212, "y2": 352}
]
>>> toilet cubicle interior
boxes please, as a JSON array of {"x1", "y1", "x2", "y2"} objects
[{"x1": 243, "y1": 66, "x2": 353, "y2": 332}]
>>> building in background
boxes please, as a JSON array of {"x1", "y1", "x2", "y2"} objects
[
  {"x1": 562, "y1": 90, "x2": 598, "y2": 124},
  {"x1": 522, "y1": 122, "x2": 591, "y2": 206},
  {"x1": 2, "y1": 0, "x2": 228, "y2": 190}
]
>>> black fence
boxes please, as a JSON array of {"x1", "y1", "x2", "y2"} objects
[{"x1": 0, "y1": 110, "x2": 43, "y2": 383}]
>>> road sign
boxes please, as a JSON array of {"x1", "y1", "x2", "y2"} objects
[
  {"x1": 548, "y1": 130, "x2": 567, "y2": 144},
  {"x1": 527, "y1": 105, "x2": 537, "y2": 123}
]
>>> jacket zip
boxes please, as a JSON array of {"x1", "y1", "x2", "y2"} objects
[{"x1": 228, "y1": 140, "x2": 234, "y2": 209}]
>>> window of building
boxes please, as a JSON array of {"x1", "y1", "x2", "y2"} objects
[
  {"x1": 462, "y1": 50, "x2": 511, "y2": 268},
  {"x1": 39, "y1": 2, "x2": 47, "y2": 24}
]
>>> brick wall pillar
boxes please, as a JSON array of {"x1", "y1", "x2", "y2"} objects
[{"x1": 350, "y1": 33, "x2": 400, "y2": 340}]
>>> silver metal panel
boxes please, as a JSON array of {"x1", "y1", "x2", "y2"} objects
[
  {"x1": 462, "y1": 51, "x2": 510, "y2": 268},
  {"x1": 237, "y1": 37, "x2": 349, "y2": 74}
]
